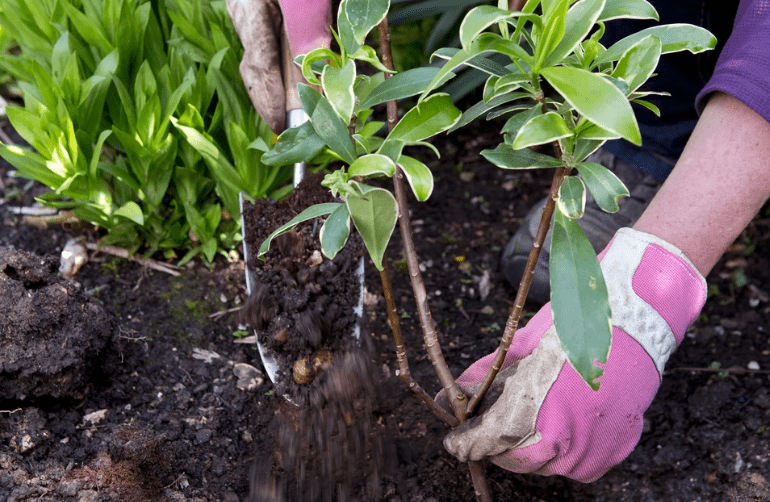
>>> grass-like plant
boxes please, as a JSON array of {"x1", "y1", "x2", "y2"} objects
[{"x1": 0, "y1": 0, "x2": 289, "y2": 263}]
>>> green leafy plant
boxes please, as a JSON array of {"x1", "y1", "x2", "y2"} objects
[
  {"x1": 257, "y1": 0, "x2": 714, "y2": 499},
  {"x1": 0, "y1": 0, "x2": 289, "y2": 264}
]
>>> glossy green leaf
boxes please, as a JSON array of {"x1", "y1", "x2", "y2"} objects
[
  {"x1": 632, "y1": 98, "x2": 661, "y2": 116},
  {"x1": 399, "y1": 155, "x2": 434, "y2": 201},
  {"x1": 533, "y1": 0, "x2": 568, "y2": 70},
  {"x1": 544, "y1": 0, "x2": 606, "y2": 68},
  {"x1": 337, "y1": 0, "x2": 360, "y2": 54},
  {"x1": 576, "y1": 123, "x2": 621, "y2": 141},
  {"x1": 550, "y1": 208, "x2": 612, "y2": 390},
  {"x1": 512, "y1": 112, "x2": 573, "y2": 149},
  {"x1": 349, "y1": 45, "x2": 393, "y2": 74},
  {"x1": 597, "y1": 0, "x2": 658, "y2": 22},
  {"x1": 387, "y1": 94, "x2": 461, "y2": 144},
  {"x1": 360, "y1": 67, "x2": 442, "y2": 109},
  {"x1": 376, "y1": 138, "x2": 405, "y2": 163},
  {"x1": 346, "y1": 186, "x2": 397, "y2": 271},
  {"x1": 298, "y1": 83, "x2": 323, "y2": 116},
  {"x1": 114, "y1": 201, "x2": 144, "y2": 225},
  {"x1": 541, "y1": 66, "x2": 641, "y2": 145},
  {"x1": 319, "y1": 203, "x2": 351, "y2": 260},
  {"x1": 501, "y1": 103, "x2": 543, "y2": 141},
  {"x1": 258, "y1": 203, "x2": 341, "y2": 259},
  {"x1": 556, "y1": 175, "x2": 586, "y2": 219},
  {"x1": 260, "y1": 121, "x2": 326, "y2": 166},
  {"x1": 433, "y1": 47, "x2": 510, "y2": 77},
  {"x1": 310, "y1": 95, "x2": 357, "y2": 164},
  {"x1": 348, "y1": 153, "x2": 396, "y2": 178},
  {"x1": 322, "y1": 59, "x2": 356, "y2": 122},
  {"x1": 344, "y1": 0, "x2": 388, "y2": 46},
  {"x1": 452, "y1": 92, "x2": 531, "y2": 132},
  {"x1": 574, "y1": 161, "x2": 629, "y2": 213},
  {"x1": 481, "y1": 143, "x2": 567, "y2": 169},
  {"x1": 301, "y1": 48, "x2": 340, "y2": 86},
  {"x1": 459, "y1": 5, "x2": 518, "y2": 50},
  {"x1": 595, "y1": 24, "x2": 717, "y2": 65},
  {"x1": 572, "y1": 138, "x2": 605, "y2": 163},
  {"x1": 611, "y1": 35, "x2": 661, "y2": 94}
]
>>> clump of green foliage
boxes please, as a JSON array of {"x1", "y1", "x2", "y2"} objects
[{"x1": 0, "y1": 0, "x2": 290, "y2": 263}]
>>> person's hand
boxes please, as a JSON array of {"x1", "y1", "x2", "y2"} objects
[
  {"x1": 443, "y1": 228, "x2": 706, "y2": 482},
  {"x1": 225, "y1": 0, "x2": 332, "y2": 132}
]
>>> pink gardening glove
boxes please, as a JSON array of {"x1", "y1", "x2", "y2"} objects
[
  {"x1": 443, "y1": 228, "x2": 707, "y2": 482},
  {"x1": 225, "y1": 0, "x2": 332, "y2": 132}
]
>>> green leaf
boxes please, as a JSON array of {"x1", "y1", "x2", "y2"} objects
[
  {"x1": 575, "y1": 123, "x2": 621, "y2": 141},
  {"x1": 319, "y1": 204, "x2": 351, "y2": 260},
  {"x1": 399, "y1": 155, "x2": 434, "y2": 202},
  {"x1": 597, "y1": 0, "x2": 658, "y2": 22},
  {"x1": 261, "y1": 121, "x2": 326, "y2": 167},
  {"x1": 451, "y1": 92, "x2": 532, "y2": 132},
  {"x1": 501, "y1": 103, "x2": 543, "y2": 141},
  {"x1": 360, "y1": 67, "x2": 442, "y2": 109},
  {"x1": 387, "y1": 93, "x2": 461, "y2": 144},
  {"x1": 348, "y1": 153, "x2": 396, "y2": 178},
  {"x1": 346, "y1": 186, "x2": 397, "y2": 271},
  {"x1": 574, "y1": 161, "x2": 629, "y2": 212},
  {"x1": 572, "y1": 138, "x2": 605, "y2": 163},
  {"x1": 258, "y1": 203, "x2": 341, "y2": 259},
  {"x1": 433, "y1": 47, "x2": 511, "y2": 77},
  {"x1": 459, "y1": 5, "x2": 519, "y2": 50},
  {"x1": 322, "y1": 59, "x2": 356, "y2": 122},
  {"x1": 301, "y1": 48, "x2": 340, "y2": 86},
  {"x1": 114, "y1": 201, "x2": 144, "y2": 225},
  {"x1": 550, "y1": 208, "x2": 612, "y2": 390},
  {"x1": 544, "y1": 0, "x2": 606, "y2": 68},
  {"x1": 595, "y1": 24, "x2": 717, "y2": 65},
  {"x1": 310, "y1": 95, "x2": 357, "y2": 165},
  {"x1": 298, "y1": 83, "x2": 323, "y2": 116},
  {"x1": 556, "y1": 175, "x2": 586, "y2": 219},
  {"x1": 349, "y1": 45, "x2": 393, "y2": 74},
  {"x1": 533, "y1": 0, "x2": 568, "y2": 70},
  {"x1": 337, "y1": 0, "x2": 361, "y2": 54},
  {"x1": 611, "y1": 35, "x2": 661, "y2": 94},
  {"x1": 481, "y1": 143, "x2": 567, "y2": 169},
  {"x1": 376, "y1": 138, "x2": 404, "y2": 163},
  {"x1": 541, "y1": 66, "x2": 641, "y2": 145},
  {"x1": 512, "y1": 112, "x2": 573, "y2": 149},
  {"x1": 632, "y1": 98, "x2": 660, "y2": 116},
  {"x1": 344, "y1": 0, "x2": 388, "y2": 46}
]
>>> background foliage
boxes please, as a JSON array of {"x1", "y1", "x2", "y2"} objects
[{"x1": 0, "y1": 0, "x2": 288, "y2": 264}]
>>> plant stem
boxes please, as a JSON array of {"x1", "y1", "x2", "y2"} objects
[
  {"x1": 467, "y1": 141, "x2": 569, "y2": 416},
  {"x1": 378, "y1": 17, "x2": 493, "y2": 502},
  {"x1": 380, "y1": 266, "x2": 460, "y2": 428}
]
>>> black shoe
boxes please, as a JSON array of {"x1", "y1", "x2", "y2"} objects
[{"x1": 500, "y1": 149, "x2": 662, "y2": 304}]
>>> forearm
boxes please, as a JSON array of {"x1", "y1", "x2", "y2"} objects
[{"x1": 633, "y1": 92, "x2": 770, "y2": 276}]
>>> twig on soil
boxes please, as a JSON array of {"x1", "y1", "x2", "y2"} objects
[
  {"x1": 209, "y1": 305, "x2": 242, "y2": 321},
  {"x1": 84, "y1": 242, "x2": 182, "y2": 276},
  {"x1": 19, "y1": 210, "x2": 80, "y2": 229},
  {"x1": 0, "y1": 408, "x2": 22, "y2": 414}
]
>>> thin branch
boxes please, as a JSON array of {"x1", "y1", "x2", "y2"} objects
[
  {"x1": 84, "y1": 242, "x2": 182, "y2": 276},
  {"x1": 378, "y1": 16, "x2": 492, "y2": 502},
  {"x1": 381, "y1": 267, "x2": 459, "y2": 427},
  {"x1": 467, "y1": 145, "x2": 570, "y2": 415}
]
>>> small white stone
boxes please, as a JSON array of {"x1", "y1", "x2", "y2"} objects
[{"x1": 748, "y1": 361, "x2": 761, "y2": 370}]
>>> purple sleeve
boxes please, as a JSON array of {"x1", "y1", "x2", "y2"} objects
[{"x1": 695, "y1": 0, "x2": 770, "y2": 124}]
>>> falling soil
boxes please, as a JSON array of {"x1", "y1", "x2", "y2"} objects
[{"x1": 2, "y1": 117, "x2": 770, "y2": 502}]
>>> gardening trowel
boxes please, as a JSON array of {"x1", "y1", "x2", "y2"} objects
[{"x1": 239, "y1": 30, "x2": 364, "y2": 401}]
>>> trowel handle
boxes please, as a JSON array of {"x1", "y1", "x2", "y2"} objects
[{"x1": 282, "y1": 29, "x2": 308, "y2": 188}]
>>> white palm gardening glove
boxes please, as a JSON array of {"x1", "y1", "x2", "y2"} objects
[
  {"x1": 443, "y1": 228, "x2": 707, "y2": 482},
  {"x1": 225, "y1": 0, "x2": 332, "y2": 132}
]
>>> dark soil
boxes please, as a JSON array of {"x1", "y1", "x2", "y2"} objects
[{"x1": 2, "y1": 116, "x2": 770, "y2": 502}]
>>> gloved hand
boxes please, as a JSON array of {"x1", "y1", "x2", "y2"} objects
[
  {"x1": 443, "y1": 228, "x2": 706, "y2": 482},
  {"x1": 225, "y1": 0, "x2": 332, "y2": 132}
]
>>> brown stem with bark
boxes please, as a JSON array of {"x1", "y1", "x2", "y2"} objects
[
  {"x1": 467, "y1": 137, "x2": 569, "y2": 416},
  {"x1": 377, "y1": 17, "x2": 493, "y2": 502}
]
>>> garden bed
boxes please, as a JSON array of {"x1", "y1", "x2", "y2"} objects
[{"x1": 2, "y1": 121, "x2": 770, "y2": 501}]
